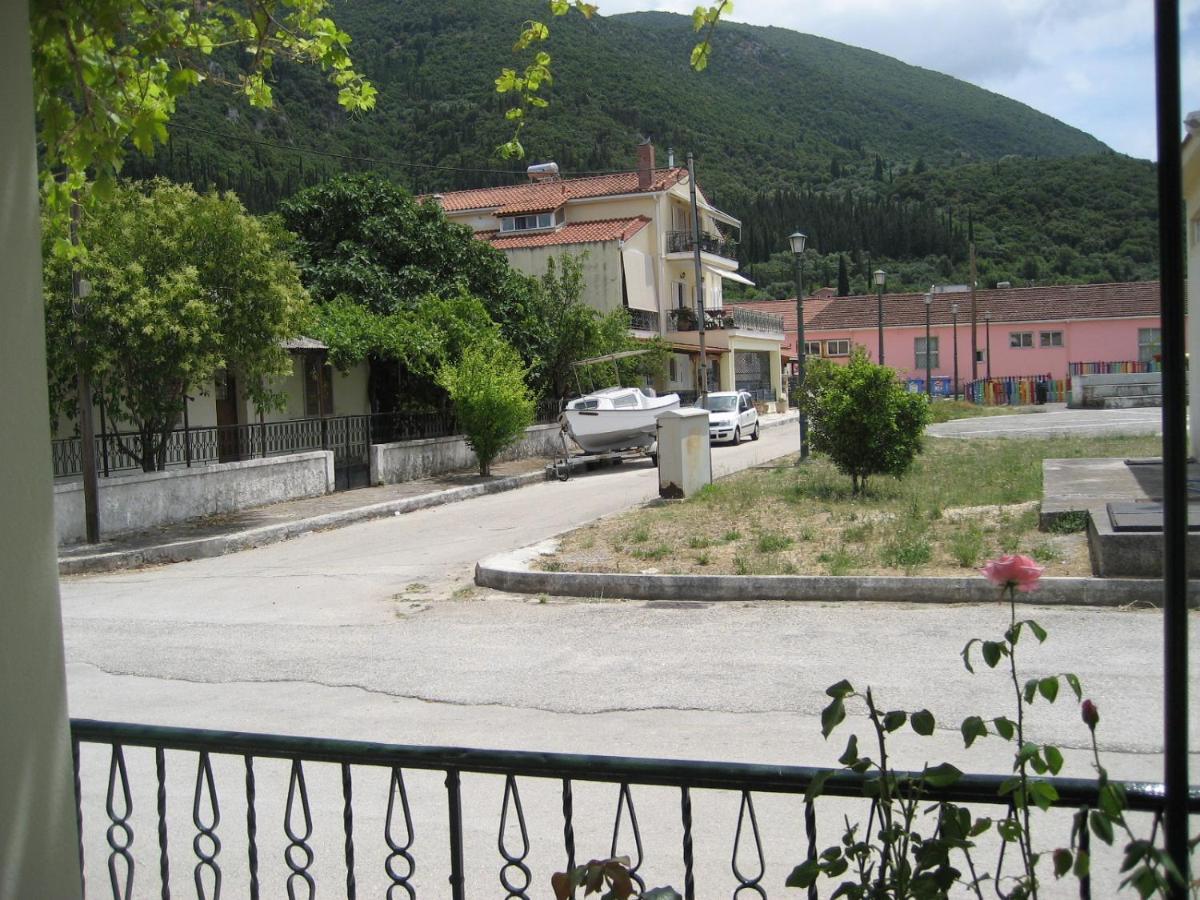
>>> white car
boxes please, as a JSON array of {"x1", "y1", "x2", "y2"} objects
[{"x1": 696, "y1": 390, "x2": 760, "y2": 444}]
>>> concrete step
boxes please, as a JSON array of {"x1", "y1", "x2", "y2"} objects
[{"x1": 1102, "y1": 395, "x2": 1162, "y2": 409}]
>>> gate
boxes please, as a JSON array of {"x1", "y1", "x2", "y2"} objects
[{"x1": 324, "y1": 415, "x2": 371, "y2": 490}]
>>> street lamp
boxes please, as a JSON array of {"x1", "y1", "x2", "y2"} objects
[
  {"x1": 985, "y1": 310, "x2": 992, "y2": 380},
  {"x1": 951, "y1": 301, "x2": 960, "y2": 400},
  {"x1": 874, "y1": 269, "x2": 886, "y2": 364},
  {"x1": 790, "y1": 230, "x2": 808, "y2": 462},
  {"x1": 924, "y1": 289, "x2": 933, "y2": 399}
]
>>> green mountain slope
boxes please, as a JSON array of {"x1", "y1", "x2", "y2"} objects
[{"x1": 124, "y1": 0, "x2": 1155, "y2": 287}]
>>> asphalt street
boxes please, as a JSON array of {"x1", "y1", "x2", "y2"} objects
[{"x1": 61, "y1": 408, "x2": 1192, "y2": 898}]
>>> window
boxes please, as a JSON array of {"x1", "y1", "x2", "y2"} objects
[
  {"x1": 915, "y1": 336, "x2": 939, "y2": 369},
  {"x1": 975, "y1": 349, "x2": 987, "y2": 364},
  {"x1": 825, "y1": 339, "x2": 851, "y2": 357},
  {"x1": 499, "y1": 211, "x2": 558, "y2": 232},
  {"x1": 804, "y1": 341, "x2": 822, "y2": 357},
  {"x1": 1138, "y1": 328, "x2": 1161, "y2": 363},
  {"x1": 1010, "y1": 331, "x2": 1034, "y2": 348},
  {"x1": 1039, "y1": 331, "x2": 1064, "y2": 348}
]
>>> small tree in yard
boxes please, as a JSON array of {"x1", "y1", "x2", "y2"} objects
[
  {"x1": 438, "y1": 340, "x2": 535, "y2": 476},
  {"x1": 801, "y1": 348, "x2": 929, "y2": 495}
]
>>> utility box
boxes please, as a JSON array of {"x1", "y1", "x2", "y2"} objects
[{"x1": 656, "y1": 408, "x2": 712, "y2": 499}]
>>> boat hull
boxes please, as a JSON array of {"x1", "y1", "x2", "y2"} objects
[{"x1": 560, "y1": 399, "x2": 680, "y2": 453}]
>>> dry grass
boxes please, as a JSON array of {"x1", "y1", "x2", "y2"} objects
[{"x1": 541, "y1": 434, "x2": 1162, "y2": 578}]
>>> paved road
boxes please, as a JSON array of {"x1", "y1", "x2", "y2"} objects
[
  {"x1": 928, "y1": 403, "x2": 1165, "y2": 438},
  {"x1": 61, "y1": 415, "x2": 1195, "y2": 898}
]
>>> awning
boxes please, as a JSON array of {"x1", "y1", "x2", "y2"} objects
[
  {"x1": 705, "y1": 265, "x2": 755, "y2": 287},
  {"x1": 621, "y1": 248, "x2": 658, "y2": 311},
  {"x1": 669, "y1": 343, "x2": 729, "y2": 355},
  {"x1": 698, "y1": 202, "x2": 741, "y2": 229}
]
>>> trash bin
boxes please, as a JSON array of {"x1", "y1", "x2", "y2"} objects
[{"x1": 656, "y1": 408, "x2": 711, "y2": 499}]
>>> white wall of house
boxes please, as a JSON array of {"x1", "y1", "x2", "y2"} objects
[
  {"x1": 1184, "y1": 130, "x2": 1199, "y2": 460},
  {"x1": 0, "y1": 4, "x2": 84, "y2": 892},
  {"x1": 502, "y1": 241, "x2": 626, "y2": 315}
]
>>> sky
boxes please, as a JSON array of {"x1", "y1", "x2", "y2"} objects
[{"x1": 601, "y1": 0, "x2": 1200, "y2": 160}]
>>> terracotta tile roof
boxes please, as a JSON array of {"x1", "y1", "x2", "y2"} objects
[
  {"x1": 806, "y1": 282, "x2": 1162, "y2": 330},
  {"x1": 480, "y1": 216, "x2": 650, "y2": 250},
  {"x1": 435, "y1": 168, "x2": 688, "y2": 213}
]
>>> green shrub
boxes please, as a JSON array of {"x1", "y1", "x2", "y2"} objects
[
  {"x1": 756, "y1": 532, "x2": 794, "y2": 553},
  {"x1": 437, "y1": 339, "x2": 534, "y2": 475},
  {"x1": 800, "y1": 349, "x2": 930, "y2": 495},
  {"x1": 949, "y1": 524, "x2": 985, "y2": 568},
  {"x1": 1047, "y1": 510, "x2": 1090, "y2": 533},
  {"x1": 817, "y1": 546, "x2": 856, "y2": 576}
]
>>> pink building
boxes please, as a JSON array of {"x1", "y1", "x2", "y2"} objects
[{"x1": 739, "y1": 282, "x2": 1165, "y2": 394}]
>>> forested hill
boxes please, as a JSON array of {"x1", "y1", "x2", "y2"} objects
[{"x1": 123, "y1": 0, "x2": 1157, "y2": 289}]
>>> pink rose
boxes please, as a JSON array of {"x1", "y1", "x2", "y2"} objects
[{"x1": 981, "y1": 554, "x2": 1045, "y2": 592}]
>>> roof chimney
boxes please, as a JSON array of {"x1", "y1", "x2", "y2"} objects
[{"x1": 637, "y1": 140, "x2": 655, "y2": 190}]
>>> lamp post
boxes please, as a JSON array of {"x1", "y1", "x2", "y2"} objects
[
  {"x1": 790, "y1": 230, "x2": 808, "y2": 461},
  {"x1": 923, "y1": 289, "x2": 933, "y2": 399},
  {"x1": 874, "y1": 269, "x2": 886, "y2": 364},
  {"x1": 951, "y1": 302, "x2": 960, "y2": 400},
  {"x1": 985, "y1": 310, "x2": 992, "y2": 380}
]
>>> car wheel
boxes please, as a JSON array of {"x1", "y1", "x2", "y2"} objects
[
  {"x1": 751, "y1": 422, "x2": 760, "y2": 441},
  {"x1": 732, "y1": 426, "x2": 741, "y2": 444}
]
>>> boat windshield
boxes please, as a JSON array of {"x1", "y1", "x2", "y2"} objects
[{"x1": 697, "y1": 395, "x2": 738, "y2": 412}]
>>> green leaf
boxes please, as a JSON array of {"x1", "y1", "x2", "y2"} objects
[
  {"x1": 882, "y1": 710, "x2": 907, "y2": 732},
  {"x1": 1044, "y1": 745, "x2": 1064, "y2": 775},
  {"x1": 960, "y1": 639, "x2": 979, "y2": 673},
  {"x1": 968, "y1": 816, "x2": 993, "y2": 837},
  {"x1": 826, "y1": 679, "x2": 854, "y2": 699},
  {"x1": 910, "y1": 709, "x2": 935, "y2": 736},
  {"x1": 961, "y1": 715, "x2": 988, "y2": 748},
  {"x1": 1028, "y1": 619, "x2": 1048, "y2": 642},
  {"x1": 838, "y1": 734, "x2": 859, "y2": 766},
  {"x1": 982, "y1": 640, "x2": 1003, "y2": 668},
  {"x1": 805, "y1": 769, "x2": 833, "y2": 803},
  {"x1": 1023, "y1": 677, "x2": 1039, "y2": 704},
  {"x1": 923, "y1": 762, "x2": 962, "y2": 788},
  {"x1": 1028, "y1": 780, "x2": 1060, "y2": 811},
  {"x1": 1073, "y1": 849, "x2": 1090, "y2": 878},
  {"x1": 992, "y1": 716, "x2": 1016, "y2": 740},
  {"x1": 821, "y1": 697, "x2": 846, "y2": 738},
  {"x1": 1089, "y1": 809, "x2": 1115, "y2": 846},
  {"x1": 1065, "y1": 673, "x2": 1083, "y2": 701},
  {"x1": 1052, "y1": 848, "x2": 1072, "y2": 878},
  {"x1": 689, "y1": 42, "x2": 711, "y2": 71},
  {"x1": 785, "y1": 860, "x2": 821, "y2": 888},
  {"x1": 1038, "y1": 676, "x2": 1060, "y2": 703}
]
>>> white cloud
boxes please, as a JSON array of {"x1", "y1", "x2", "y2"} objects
[{"x1": 600, "y1": 0, "x2": 1200, "y2": 159}]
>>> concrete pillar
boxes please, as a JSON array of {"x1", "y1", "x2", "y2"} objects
[{"x1": 0, "y1": 2, "x2": 84, "y2": 896}]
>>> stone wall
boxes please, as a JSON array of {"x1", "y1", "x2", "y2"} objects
[
  {"x1": 55, "y1": 451, "x2": 334, "y2": 544},
  {"x1": 371, "y1": 423, "x2": 563, "y2": 484}
]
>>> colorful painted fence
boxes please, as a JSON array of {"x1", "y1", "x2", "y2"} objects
[
  {"x1": 965, "y1": 374, "x2": 1067, "y2": 406},
  {"x1": 1068, "y1": 360, "x2": 1162, "y2": 378}
]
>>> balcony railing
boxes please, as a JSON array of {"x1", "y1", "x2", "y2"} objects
[
  {"x1": 627, "y1": 308, "x2": 660, "y2": 332},
  {"x1": 70, "y1": 718, "x2": 1195, "y2": 900},
  {"x1": 666, "y1": 230, "x2": 734, "y2": 258},
  {"x1": 667, "y1": 307, "x2": 784, "y2": 335}
]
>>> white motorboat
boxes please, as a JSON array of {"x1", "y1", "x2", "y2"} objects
[
  {"x1": 558, "y1": 350, "x2": 680, "y2": 454},
  {"x1": 560, "y1": 385, "x2": 681, "y2": 453}
]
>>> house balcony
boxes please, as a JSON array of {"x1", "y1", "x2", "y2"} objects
[
  {"x1": 626, "y1": 307, "x2": 661, "y2": 333},
  {"x1": 666, "y1": 307, "x2": 784, "y2": 336},
  {"x1": 665, "y1": 230, "x2": 736, "y2": 260}
]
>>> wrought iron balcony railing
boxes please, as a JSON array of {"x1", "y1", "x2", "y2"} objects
[
  {"x1": 666, "y1": 230, "x2": 734, "y2": 258},
  {"x1": 70, "y1": 718, "x2": 1195, "y2": 900},
  {"x1": 627, "y1": 308, "x2": 660, "y2": 332},
  {"x1": 667, "y1": 307, "x2": 784, "y2": 336},
  {"x1": 730, "y1": 307, "x2": 785, "y2": 335}
]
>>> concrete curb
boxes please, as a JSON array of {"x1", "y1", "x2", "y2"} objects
[
  {"x1": 59, "y1": 469, "x2": 550, "y2": 576},
  {"x1": 475, "y1": 544, "x2": 1199, "y2": 608}
]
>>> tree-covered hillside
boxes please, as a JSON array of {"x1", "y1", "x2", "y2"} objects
[{"x1": 122, "y1": 0, "x2": 1157, "y2": 290}]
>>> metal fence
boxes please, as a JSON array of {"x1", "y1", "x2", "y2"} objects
[
  {"x1": 627, "y1": 308, "x2": 661, "y2": 332},
  {"x1": 730, "y1": 307, "x2": 785, "y2": 335},
  {"x1": 665, "y1": 230, "x2": 733, "y2": 257},
  {"x1": 70, "y1": 718, "x2": 1195, "y2": 900},
  {"x1": 1068, "y1": 360, "x2": 1162, "y2": 378},
  {"x1": 52, "y1": 403, "x2": 564, "y2": 481},
  {"x1": 965, "y1": 375, "x2": 1067, "y2": 406}
]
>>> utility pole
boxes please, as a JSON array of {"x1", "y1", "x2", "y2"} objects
[
  {"x1": 687, "y1": 153, "x2": 708, "y2": 396},
  {"x1": 71, "y1": 196, "x2": 100, "y2": 543},
  {"x1": 970, "y1": 242, "x2": 978, "y2": 382}
]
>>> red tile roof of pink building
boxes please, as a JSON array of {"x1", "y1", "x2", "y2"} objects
[
  {"x1": 480, "y1": 216, "x2": 650, "y2": 250},
  {"x1": 806, "y1": 282, "x2": 1161, "y2": 329},
  {"x1": 435, "y1": 168, "x2": 688, "y2": 213}
]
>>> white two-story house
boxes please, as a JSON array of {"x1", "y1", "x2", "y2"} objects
[{"x1": 434, "y1": 142, "x2": 785, "y2": 405}]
